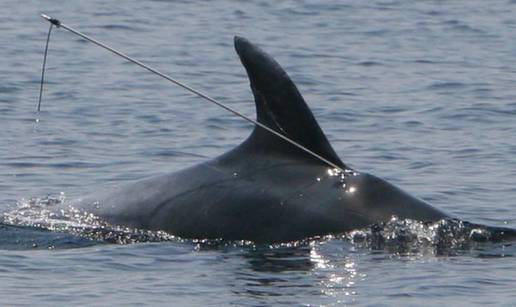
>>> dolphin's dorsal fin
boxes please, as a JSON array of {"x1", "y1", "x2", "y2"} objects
[{"x1": 234, "y1": 36, "x2": 344, "y2": 168}]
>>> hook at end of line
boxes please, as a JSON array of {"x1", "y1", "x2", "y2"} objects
[{"x1": 41, "y1": 13, "x2": 61, "y2": 27}]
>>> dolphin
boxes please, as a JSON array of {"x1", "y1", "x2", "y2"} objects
[{"x1": 60, "y1": 36, "x2": 507, "y2": 243}]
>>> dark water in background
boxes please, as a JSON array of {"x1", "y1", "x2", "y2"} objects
[{"x1": 2, "y1": 0, "x2": 516, "y2": 305}]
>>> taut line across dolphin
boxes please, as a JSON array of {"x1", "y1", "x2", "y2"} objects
[
  {"x1": 40, "y1": 15, "x2": 516, "y2": 243},
  {"x1": 38, "y1": 14, "x2": 342, "y2": 171}
]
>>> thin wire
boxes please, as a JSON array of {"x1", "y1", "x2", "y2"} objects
[
  {"x1": 37, "y1": 22, "x2": 53, "y2": 112},
  {"x1": 40, "y1": 14, "x2": 344, "y2": 172}
]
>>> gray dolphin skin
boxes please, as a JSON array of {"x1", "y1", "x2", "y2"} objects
[{"x1": 67, "y1": 36, "x2": 453, "y2": 243}]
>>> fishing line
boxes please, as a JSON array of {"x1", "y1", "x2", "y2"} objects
[
  {"x1": 37, "y1": 21, "x2": 54, "y2": 112},
  {"x1": 38, "y1": 14, "x2": 344, "y2": 172}
]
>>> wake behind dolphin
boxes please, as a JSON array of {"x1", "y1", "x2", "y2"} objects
[{"x1": 28, "y1": 36, "x2": 509, "y2": 243}]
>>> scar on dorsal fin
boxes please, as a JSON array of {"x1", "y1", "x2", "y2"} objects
[{"x1": 233, "y1": 36, "x2": 344, "y2": 168}]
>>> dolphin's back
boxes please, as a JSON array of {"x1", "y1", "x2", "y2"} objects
[
  {"x1": 68, "y1": 155, "x2": 448, "y2": 243},
  {"x1": 59, "y1": 36, "x2": 452, "y2": 243}
]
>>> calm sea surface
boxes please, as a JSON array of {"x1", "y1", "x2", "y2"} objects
[{"x1": 1, "y1": 0, "x2": 516, "y2": 305}]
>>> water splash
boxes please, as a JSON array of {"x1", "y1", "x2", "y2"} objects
[
  {"x1": 2, "y1": 196, "x2": 513, "y2": 253},
  {"x1": 2, "y1": 194, "x2": 179, "y2": 245},
  {"x1": 343, "y1": 216, "x2": 512, "y2": 255}
]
